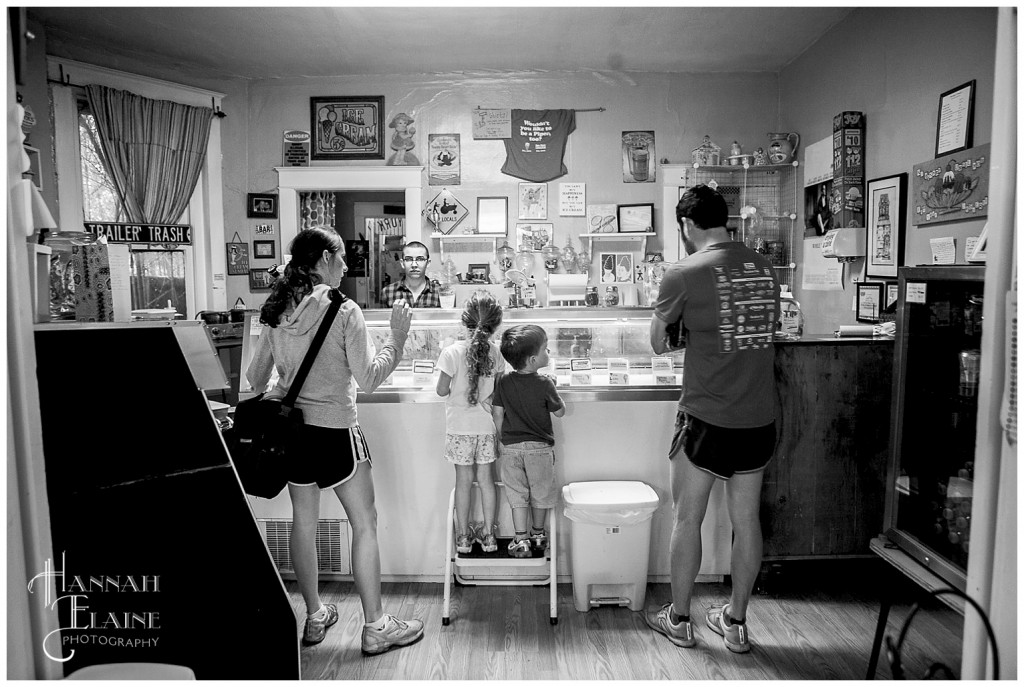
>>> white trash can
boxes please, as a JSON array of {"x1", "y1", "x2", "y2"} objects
[{"x1": 562, "y1": 481, "x2": 659, "y2": 612}]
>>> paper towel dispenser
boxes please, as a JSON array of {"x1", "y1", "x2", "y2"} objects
[{"x1": 820, "y1": 227, "x2": 865, "y2": 259}]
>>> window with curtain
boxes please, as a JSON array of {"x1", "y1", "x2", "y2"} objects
[{"x1": 76, "y1": 91, "x2": 187, "y2": 314}]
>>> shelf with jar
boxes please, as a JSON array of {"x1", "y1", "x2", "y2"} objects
[{"x1": 688, "y1": 160, "x2": 800, "y2": 288}]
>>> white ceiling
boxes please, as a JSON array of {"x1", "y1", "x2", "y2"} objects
[{"x1": 29, "y1": 6, "x2": 853, "y2": 81}]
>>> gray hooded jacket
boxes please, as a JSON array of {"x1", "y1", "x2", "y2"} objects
[{"x1": 246, "y1": 284, "x2": 407, "y2": 428}]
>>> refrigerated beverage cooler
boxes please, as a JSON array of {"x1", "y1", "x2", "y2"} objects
[{"x1": 883, "y1": 265, "x2": 985, "y2": 591}]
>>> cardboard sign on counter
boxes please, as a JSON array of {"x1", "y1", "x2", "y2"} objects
[
  {"x1": 569, "y1": 357, "x2": 592, "y2": 386},
  {"x1": 608, "y1": 357, "x2": 630, "y2": 385},
  {"x1": 651, "y1": 356, "x2": 676, "y2": 385},
  {"x1": 413, "y1": 359, "x2": 436, "y2": 387}
]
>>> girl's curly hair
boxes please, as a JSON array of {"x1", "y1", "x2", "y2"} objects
[
  {"x1": 461, "y1": 292, "x2": 503, "y2": 405},
  {"x1": 259, "y1": 227, "x2": 342, "y2": 327}
]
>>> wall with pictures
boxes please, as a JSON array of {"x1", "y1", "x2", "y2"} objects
[
  {"x1": 779, "y1": 7, "x2": 997, "y2": 334},
  {"x1": 235, "y1": 70, "x2": 779, "y2": 301}
]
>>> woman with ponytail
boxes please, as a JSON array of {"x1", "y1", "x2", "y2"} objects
[
  {"x1": 246, "y1": 227, "x2": 424, "y2": 654},
  {"x1": 435, "y1": 292, "x2": 507, "y2": 554}
]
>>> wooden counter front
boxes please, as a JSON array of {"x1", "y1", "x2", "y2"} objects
[{"x1": 764, "y1": 338, "x2": 894, "y2": 558}]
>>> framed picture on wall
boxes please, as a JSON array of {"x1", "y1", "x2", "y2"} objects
[
  {"x1": 253, "y1": 240, "x2": 276, "y2": 259},
  {"x1": 617, "y1": 202, "x2": 654, "y2": 233},
  {"x1": 515, "y1": 223, "x2": 553, "y2": 252},
  {"x1": 865, "y1": 173, "x2": 907, "y2": 280},
  {"x1": 518, "y1": 183, "x2": 547, "y2": 220},
  {"x1": 247, "y1": 193, "x2": 278, "y2": 219},
  {"x1": 935, "y1": 79, "x2": 975, "y2": 157},
  {"x1": 476, "y1": 196, "x2": 508, "y2": 235},
  {"x1": 885, "y1": 281, "x2": 900, "y2": 310},
  {"x1": 248, "y1": 268, "x2": 275, "y2": 291},
  {"x1": 310, "y1": 96, "x2": 385, "y2": 160},
  {"x1": 467, "y1": 263, "x2": 490, "y2": 283},
  {"x1": 226, "y1": 242, "x2": 249, "y2": 275},
  {"x1": 855, "y1": 281, "x2": 885, "y2": 323}
]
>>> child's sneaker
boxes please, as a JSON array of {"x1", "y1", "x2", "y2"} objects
[
  {"x1": 706, "y1": 604, "x2": 750, "y2": 653},
  {"x1": 455, "y1": 533, "x2": 473, "y2": 554},
  {"x1": 507, "y1": 538, "x2": 532, "y2": 558},
  {"x1": 480, "y1": 531, "x2": 498, "y2": 553},
  {"x1": 302, "y1": 603, "x2": 339, "y2": 646},
  {"x1": 645, "y1": 603, "x2": 695, "y2": 648},
  {"x1": 530, "y1": 530, "x2": 548, "y2": 551},
  {"x1": 360, "y1": 614, "x2": 424, "y2": 656}
]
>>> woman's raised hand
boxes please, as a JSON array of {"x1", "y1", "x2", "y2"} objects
[{"x1": 390, "y1": 298, "x2": 412, "y2": 333}]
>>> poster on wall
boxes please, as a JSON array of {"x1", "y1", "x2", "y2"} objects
[
  {"x1": 912, "y1": 143, "x2": 989, "y2": 226},
  {"x1": 599, "y1": 252, "x2": 635, "y2": 283},
  {"x1": 282, "y1": 130, "x2": 310, "y2": 166},
  {"x1": 622, "y1": 131, "x2": 656, "y2": 183},
  {"x1": 344, "y1": 239, "x2": 369, "y2": 277},
  {"x1": 428, "y1": 134, "x2": 461, "y2": 185},
  {"x1": 559, "y1": 183, "x2": 585, "y2": 216},
  {"x1": 471, "y1": 107, "x2": 512, "y2": 139}
]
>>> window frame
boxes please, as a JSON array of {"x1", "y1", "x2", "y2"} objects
[{"x1": 48, "y1": 57, "x2": 226, "y2": 316}]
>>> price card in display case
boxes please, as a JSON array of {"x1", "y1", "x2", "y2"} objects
[
  {"x1": 651, "y1": 357, "x2": 676, "y2": 385},
  {"x1": 608, "y1": 358, "x2": 630, "y2": 385},
  {"x1": 569, "y1": 358, "x2": 592, "y2": 386},
  {"x1": 413, "y1": 359, "x2": 436, "y2": 387}
]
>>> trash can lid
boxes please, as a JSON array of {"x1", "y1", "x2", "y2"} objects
[{"x1": 562, "y1": 481, "x2": 659, "y2": 510}]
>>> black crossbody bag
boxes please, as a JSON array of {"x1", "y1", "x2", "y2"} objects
[{"x1": 225, "y1": 289, "x2": 345, "y2": 498}]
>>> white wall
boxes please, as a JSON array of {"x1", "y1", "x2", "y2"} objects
[{"x1": 779, "y1": 7, "x2": 997, "y2": 333}]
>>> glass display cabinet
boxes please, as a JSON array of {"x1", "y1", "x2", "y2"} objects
[
  {"x1": 883, "y1": 265, "x2": 985, "y2": 590},
  {"x1": 363, "y1": 306, "x2": 684, "y2": 389}
]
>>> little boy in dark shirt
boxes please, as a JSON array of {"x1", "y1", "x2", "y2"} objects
[{"x1": 491, "y1": 324, "x2": 565, "y2": 557}]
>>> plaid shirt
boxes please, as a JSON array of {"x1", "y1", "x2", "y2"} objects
[{"x1": 380, "y1": 279, "x2": 441, "y2": 308}]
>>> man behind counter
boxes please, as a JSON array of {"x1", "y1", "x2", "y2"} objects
[{"x1": 380, "y1": 241, "x2": 441, "y2": 308}]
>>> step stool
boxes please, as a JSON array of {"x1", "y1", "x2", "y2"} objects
[{"x1": 441, "y1": 482, "x2": 557, "y2": 626}]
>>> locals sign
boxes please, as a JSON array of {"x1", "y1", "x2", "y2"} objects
[{"x1": 84, "y1": 222, "x2": 193, "y2": 245}]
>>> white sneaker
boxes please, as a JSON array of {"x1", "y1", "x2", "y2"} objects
[{"x1": 361, "y1": 614, "x2": 424, "y2": 655}]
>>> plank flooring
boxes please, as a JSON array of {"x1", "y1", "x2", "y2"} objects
[{"x1": 285, "y1": 560, "x2": 963, "y2": 680}]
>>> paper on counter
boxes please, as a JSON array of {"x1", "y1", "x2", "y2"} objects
[{"x1": 929, "y1": 237, "x2": 957, "y2": 264}]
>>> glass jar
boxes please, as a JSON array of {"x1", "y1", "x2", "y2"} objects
[
  {"x1": 495, "y1": 240, "x2": 515, "y2": 274},
  {"x1": 603, "y1": 285, "x2": 619, "y2": 307},
  {"x1": 584, "y1": 286, "x2": 599, "y2": 307},
  {"x1": 541, "y1": 243, "x2": 560, "y2": 272}
]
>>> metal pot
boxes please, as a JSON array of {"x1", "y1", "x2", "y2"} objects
[{"x1": 196, "y1": 310, "x2": 229, "y2": 325}]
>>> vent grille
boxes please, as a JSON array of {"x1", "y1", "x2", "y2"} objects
[{"x1": 261, "y1": 519, "x2": 345, "y2": 573}]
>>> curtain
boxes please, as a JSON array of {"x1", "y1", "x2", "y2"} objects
[
  {"x1": 300, "y1": 191, "x2": 336, "y2": 231},
  {"x1": 85, "y1": 84, "x2": 214, "y2": 225}
]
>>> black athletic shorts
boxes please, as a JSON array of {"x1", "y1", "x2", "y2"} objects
[
  {"x1": 288, "y1": 423, "x2": 372, "y2": 489},
  {"x1": 668, "y1": 411, "x2": 776, "y2": 479}
]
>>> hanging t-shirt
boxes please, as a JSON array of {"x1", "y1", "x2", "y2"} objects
[{"x1": 501, "y1": 109, "x2": 576, "y2": 182}]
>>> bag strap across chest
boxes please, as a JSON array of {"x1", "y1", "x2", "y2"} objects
[{"x1": 281, "y1": 289, "x2": 345, "y2": 408}]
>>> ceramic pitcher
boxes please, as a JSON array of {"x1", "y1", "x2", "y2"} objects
[{"x1": 767, "y1": 132, "x2": 800, "y2": 164}]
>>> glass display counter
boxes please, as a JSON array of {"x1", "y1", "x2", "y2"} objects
[{"x1": 361, "y1": 306, "x2": 684, "y2": 394}]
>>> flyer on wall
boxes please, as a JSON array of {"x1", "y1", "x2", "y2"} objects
[{"x1": 428, "y1": 134, "x2": 461, "y2": 185}]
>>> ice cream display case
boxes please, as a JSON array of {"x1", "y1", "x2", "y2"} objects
[{"x1": 361, "y1": 306, "x2": 685, "y2": 392}]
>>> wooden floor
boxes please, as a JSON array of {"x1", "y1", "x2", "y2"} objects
[{"x1": 285, "y1": 560, "x2": 963, "y2": 680}]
